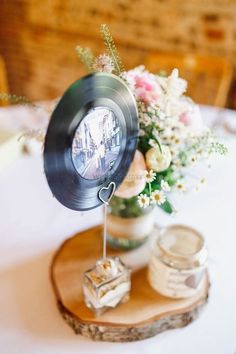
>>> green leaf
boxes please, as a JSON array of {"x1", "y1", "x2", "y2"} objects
[
  {"x1": 159, "y1": 199, "x2": 173, "y2": 214},
  {"x1": 150, "y1": 180, "x2": 161, "y2": 191},
  {"x1": 151, "y1": 134, "x2": 162, "y2": 153},
  {"x1": 109, "y1": 196, "x2": 151, "y2": 218},
  {"x1": 75, "y1": 46, "x2": 94, "y2": 71},
  {"x1": 0, "y1": 93, "x2": 36, "y2": 107},
  {"x1": 100, "y1": 24, "x2": 124, "y2": 75},
  {"x1": 138, "y1": 135, "x2": 151, "y2": 154}
]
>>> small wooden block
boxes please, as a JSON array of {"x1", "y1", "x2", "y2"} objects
[{"x1": 51, "y1": 225, "x2": 209, "y2": 342}]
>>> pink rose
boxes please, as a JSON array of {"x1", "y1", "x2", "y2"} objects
[
  {"x1": 179, "y1": 105, "x2": 203, "y2": 134},
  {"x1": 179, "y1": 112, "x2": 190, "y2": 125},
  {"x1": 134, "y1": 74, "x2": 161, "y2": 104},
  {"x1": 136, "y1": 89, "x2": 159, "y2": 104},
  {"x1": 135, "y1": 76, "x2": 153, "y2": 91}
]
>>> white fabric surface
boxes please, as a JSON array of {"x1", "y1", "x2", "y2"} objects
[{"x1": 0, "y1": 105, "x2": 236, "y2": 354}]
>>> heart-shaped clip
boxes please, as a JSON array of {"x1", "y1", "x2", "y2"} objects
[{"x1": 98, "y1": 181, "x2": 116, "y2": 205}]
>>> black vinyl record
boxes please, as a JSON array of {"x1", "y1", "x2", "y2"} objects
[{"x1": 44, "y1": 72, "x2": 139, "y2": 211}]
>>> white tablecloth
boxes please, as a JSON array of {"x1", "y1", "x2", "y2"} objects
[{"x1": 0, "y1": 105, "x2": 236, "y2": 354}]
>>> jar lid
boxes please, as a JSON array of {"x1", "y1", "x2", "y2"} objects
[{"x1": 155, "y1": 224, "x2": 207, "y2": 269}]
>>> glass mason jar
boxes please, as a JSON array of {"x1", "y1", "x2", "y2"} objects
[
  {"x1": 148, "y1": 225, "x2": 208, "y2": 298},
  {"x1": 107, "y1": 196, "x2": 155, "y2": 250}
]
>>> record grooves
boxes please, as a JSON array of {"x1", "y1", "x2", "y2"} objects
[{"x1": 44, "y1": 73, "x2": 139, "y2": 211}]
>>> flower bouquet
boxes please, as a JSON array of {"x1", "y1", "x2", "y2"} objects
[{"x1": 76, "y1": 24, "x2": 226, "y2": 249}]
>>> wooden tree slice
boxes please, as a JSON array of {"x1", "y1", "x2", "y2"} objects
[{"x1": 51, "y1": 225, "x2": 209, "y2": 342}]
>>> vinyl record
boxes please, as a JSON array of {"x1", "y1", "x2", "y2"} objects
[{"x1": 44, "y1": 72, "x2": 139, "y2": 211}]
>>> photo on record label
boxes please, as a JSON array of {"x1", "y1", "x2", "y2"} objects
[{"x1": 72, "y1": 107, "x2": 121, "y2": 180}]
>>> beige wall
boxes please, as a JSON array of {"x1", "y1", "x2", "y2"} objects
[{"x1": 0, "y1": 0, "x2": 235, "y2": 100}]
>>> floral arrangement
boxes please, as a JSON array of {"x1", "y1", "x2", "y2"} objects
[
  {"x1": 76, "y1": 24, "x2": 226, "y2": 215},
  {"x1": 0, "y1": 25, "x2": 225, "y2": 216}
]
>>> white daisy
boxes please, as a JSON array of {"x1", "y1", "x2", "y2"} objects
[
  {"x1": 145, "y1": 170, "x2": 156, "y2": 183},
  {"x1": 93, "y1": 54, "x2": 114, "y2": 73},
  {"x1": 175, "y1": 179, "x2": 187, "y2": 192},
  {"x1": 161, "y1": 180, "x2": 171, "y2": 192},
  {"x1": 150, "y1": 190, "x2": 166, "y2": 205},
  {"x1": 137, "y1": 194, "x2": 150, "y2": 208}
]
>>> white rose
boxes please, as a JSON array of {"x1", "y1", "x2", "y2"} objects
[{"x1": 146, "y1": 145, "x2": 172, "y2": 172}]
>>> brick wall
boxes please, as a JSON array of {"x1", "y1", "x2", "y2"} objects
[{"x1": 0, "y1": 0, "x2": 235, "y2": 100}]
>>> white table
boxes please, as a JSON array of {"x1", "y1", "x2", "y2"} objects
[{"x1": 0, "y1": 105, "x2": 236, "y2": 354}]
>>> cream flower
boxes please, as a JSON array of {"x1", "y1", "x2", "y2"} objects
[
  {"x1": 150, "y1": 190, "x2": 166, "y2": 206},
  {"x1": 161, "y1": 180, "x2": 171, "y2": 192},
  {"x1": 137, "y1": 194, "x2": 150, "y2": 208},
  {"x1": 157, "y1": 68, "x2": 187, "y2": 99},
  {"x1": 146, "y1": 145, "x2": 172, "y2": 172},
  {"x1": 145, "y1": 169, "x2": 156, "y2": 183}
]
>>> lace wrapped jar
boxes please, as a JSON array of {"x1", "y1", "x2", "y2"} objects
[
  {"x1": 107, "y1": 196, "x2": 155, "y2": 250},
  {"x1": 148, "y1": 225, "x2": 208, "y2": 298}
]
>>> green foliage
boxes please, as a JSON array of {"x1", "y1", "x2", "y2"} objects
[
  {"x1": 75, "y1": 46, "x2": 95, "y2": 72},
  {"x1": 178, "y1": 151, "x2": 188, "y2": 166},
  {"x1": 109, "y1": 196, "x2": 152, "y2": 218},
  {"x1": 140, "y1": 167, "x2": 175, "y2": 214},
  {"x1": 109, "y1": 194, "x2": 173, "y2": 216},
  {"x1": 100, "y1": 24, "x2": 124, "y2": 76},
  {"x1": 138, "y1": 134, "x2": 151, "y2": 154},
  {"x1": 159, "y1": 199, "x2": 173, "y2": 214},
  {"x1": 0, "y1": 93, "x2": 36, "y2": 107},
  {"x1": 138, "y1": 124, "x2": 162, "y2": 155},
  {"x1": 210, "y1": 141, "x2": 228, "y2": 155},
  {"x1": 179, "y1": 130, "x2": 228, "y2": 161},
  {"x1": 157, "y1": 167, "x2": 177, "y2": 186}
]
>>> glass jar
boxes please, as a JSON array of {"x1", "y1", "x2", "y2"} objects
[
  {"x1": 107, "y1": 196, "x2": 155, "y2": 250},
  {"x1": 148, "y1": 224, "x2": 208, "y2": 298},
  {"x1": 83, "y1": 257, "x2": 131, "y2": 316}
]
